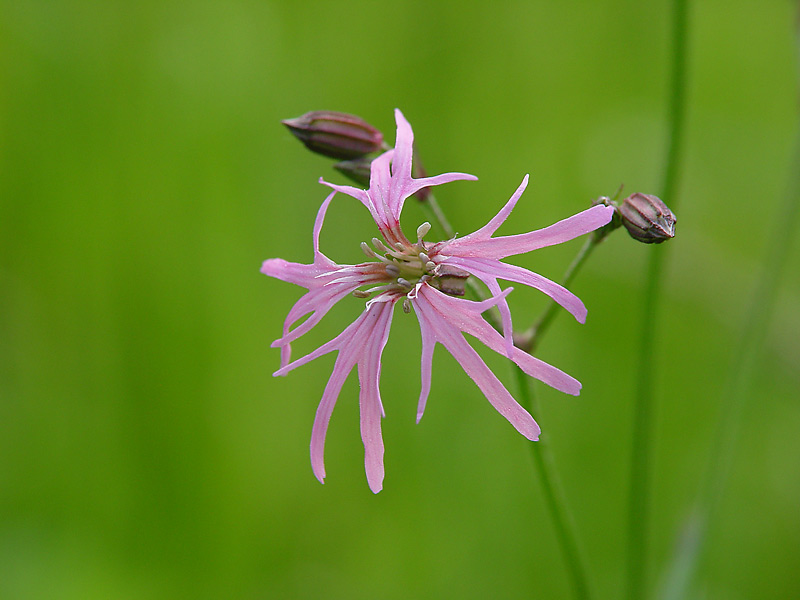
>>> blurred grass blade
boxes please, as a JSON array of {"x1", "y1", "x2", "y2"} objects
[
  {"x1": 626, "y1": 0, "x2": 690, "y2": 598},
  {"x1": 659, "y1": 128, "x2": 800, "y2": 600}
]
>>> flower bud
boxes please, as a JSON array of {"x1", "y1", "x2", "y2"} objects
[
  {"x1": 282, "y1": 111, "x2": 384, "y2": 160},
  {"x1": 333, "y1": 157, "x2": 372, "y2": 187},
  {"x1": 618, "y1": 193, "x2": 676, "y2": 244}
]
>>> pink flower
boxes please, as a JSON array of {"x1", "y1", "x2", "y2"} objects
[{"x1": 262, "y1": 109, "x2": 615, "y2": 493}]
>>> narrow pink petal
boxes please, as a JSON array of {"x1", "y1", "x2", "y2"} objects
[
  {"x1": 445, "y1": 256, "x2": 587, "y2": 324},
  {"x1": 367, "y1": 150, "x2": 394, "y2": 225},
  {"x1": 413, "y1": 287, "x2": 540, "y2": 440},
  {"x1": 430, "y1": 305, "x2": 540, "y2": 440},
  {"x1": 455, "y1": 175, "x2": 529, "y2": 242},
  {"x1": 419, "y1": 285, "x2": 581, "y2": 396},
  {"x1": 415, "y1": 307, "x2": 437, "y2": 422},
  {"x1": 276, "y1": 297, "x2": 397, "y2": 490},
  {"x1": 356, "y1": 301, "x2": 394, "y2": 493},
  {"x1": 268, "y1": 264, "x2": 372, "y2": 368},
  {"x1": 358, "y1": 374, "x2": 385, "y2": 493},
  {"x1": 273, "y1": 328, "x2": 342, "y2": 377},
  {"x1": 390, "y1": 109, "x2": 414, "y2": 183},
  {"x1": 319, "y1": 177, "x2": 378, "y2": 220},
  {"x1": 473, "y1": 273, "x2": 514, "y2": 357},
  {"x1": 272, "y1": 288, "x2": 352, "y2": 349},
  {"x1": 421, "y1": 287, "x2": 581, "y2": 396},
  {"x1": 444, "y1": 203, "x2": 615, "y2": 259},
  {"x1": 312, "y1": 191, "x2": 336, "y2": 256},
  {"x1": 389, "y1": 169, "x2": 477, "y2": 229},
  {"x1": 509, "y1": 345, "x2": 581, "y2": 396},
  {"x1": 406, "y1": 172, "x2": 478, "y2": 198},
  {"x1": 310, "y1": 356, "x2": 350, "y2": 485},
  {"x1": 260, "y1": 258, "x2": 323, "y2": 287}
]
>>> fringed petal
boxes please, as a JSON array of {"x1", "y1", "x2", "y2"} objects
[
  {"x1": 444, "y1": 204, "x2": 615, "y2": 260},
  {"x1": 445, "y1": 256, "x2": 588, "y2": 324},
  {"x1": 274, "y1": 298, "x2": 396, "y2": 491},
  {"x1": 412, "y1": 286, "x2": 547, "y2": 440}
]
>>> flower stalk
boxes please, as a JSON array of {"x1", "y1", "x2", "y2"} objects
[{"x1": 514, "y1": 365, "x2": 593, "y2": 600}]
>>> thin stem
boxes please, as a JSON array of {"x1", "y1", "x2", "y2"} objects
[
  {"x1": 514, "y1": 366, "x2": 593, "y2": 600},
  {"x1": 626, "y1": 1, "x2": 689, "y2": 599},
  {"x1": 512, "y1": 231, "x2": 611, "y2": 599}
]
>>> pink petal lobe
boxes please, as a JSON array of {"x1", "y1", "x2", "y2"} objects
[
  {"x1": 367, "y1": 150, "x2": 394, "y2": 223},
  {"x1": 443, "y1": 326, "x2": 541, "y2": 440},
  {"x1": 279, "y1": 298, "x2": 396, "y2": 490},
  {"x1": 319, "y1": 177, "x2": 377, "y2": 219},
  {"x1": 415, "y1": 307, "x2": 438, "y2": 422},
  {"x1": 390, "y1": 109, "x2": 414, "y2": 183},
  {"x1": 310, "y1": 357, "x2": 350, "y2": 485},
  {"x1": 312, "y1": 191, "x2": 336, "y2": 255},
  {"x1": 260, "y1": 258, "x2": 324, "y2": 287},
  {"x1": 459, "y1": 175, "x2": 529, "y2": 242},
  {"x1": 444, "y1": 203, "x2": 615, "y2": 259},
  {"x1": 445, "y1": 256, "x2": 588, "y2": 324},
  {"x1": 356, "y1": 302, "x2": 394, "y2": 493},
  {"x1": 406, "y1": 172, "x2": 478, "y2": 198},
  {"x1": 412, "y1": 286, "x2": 541, "y2": 440},
  {"x1": 420, "y1": 285, "x2": 581, "y2": 396}
]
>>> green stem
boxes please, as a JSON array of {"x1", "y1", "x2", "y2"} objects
[
  {"x1": 514, "y1": 366, "x2": 593, "y2": 600},
  {"x1": 626, "y1": 1, "x2": 689, "y2": 599},
  {"x1": 512, "y1": 231, "x2": 610, "y2": 600}
]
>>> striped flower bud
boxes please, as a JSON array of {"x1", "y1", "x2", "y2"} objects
[
  {"x1": 618, "y1": 193, "x2": 676, "y2": 244},
  {"x1": 282, "y1": 111, "x2": 384, "y2": 160}
]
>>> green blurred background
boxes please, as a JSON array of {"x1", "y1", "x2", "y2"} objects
[{"x1": 2, "y1": 0, "x2": 798, "y2": 598}]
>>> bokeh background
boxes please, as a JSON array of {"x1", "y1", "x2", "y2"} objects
[{"x1": 2, "y1": 0, "x2": 799, "y2": 598}]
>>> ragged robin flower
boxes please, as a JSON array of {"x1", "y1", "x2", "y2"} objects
[{"x1": 262, "y1": 109, "x2": 615, "y2": 492}]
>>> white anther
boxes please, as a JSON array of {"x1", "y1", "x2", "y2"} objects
[
  {"x1": 353, "y1": 290, "x2": 371, "y2": 298},
  {"x1": 372, "y1": 237, "x2": 388, "y2": 253},
  {"x1": 397, "y1": 278, "x2": 412, "y2": 289},
  {"x1": 417, "y1": 222, "x2": 431, "y2": 240},
  {"x1": 384, "y1": 264, "x2": 400, "y2": 277},
  {"x1": 425, "y1": 261, "x2": 436, "y2": 271},
  {"x1": 418, "y1": 252, "x2": 430, "y2": 263},
  {"x1": 402, "y1": 297, "x2": 412, "y2": 313},
  {"x1": 360, "y1": 242, "x2": 375, "y2": 257}
]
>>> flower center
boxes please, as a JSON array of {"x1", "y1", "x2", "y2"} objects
[{"x1": 354, "y1": 222, "x2": 471, "y2": 305}]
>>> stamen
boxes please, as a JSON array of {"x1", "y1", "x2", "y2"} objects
[
  {"x1": 364, "y1": 283, "x2": 394, "y2": 295},
  {"x1": 395, "y1": 242, "x2": 406, "y2": 251},
  {"x1": 384, "y1": 263, "x2": 400, "y2": 277},
  {"x1": 353, "y1": 289, "x2": 371, "y2": 298},
  {"x1": 372, "y1": 237, "x2": 388, "y2": 253},
  {"x1": 396, "y1": 277, "x2": 412, "y2": 289},
  {"x1": 416, "y1": 222, "x2": 431, "y2": 240},
  {"x1": 402, "y1": 297, "x2": 411, "y2": 313},
  {"x1": 360, "y1": 242, "x2": 376, "y2": 258},
  {"x1": 425, "y1": 261, "x2": 436, "y2": 271},
  {"x1": 418, "y1": 252, "x2": 430, "y2": 263}
]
